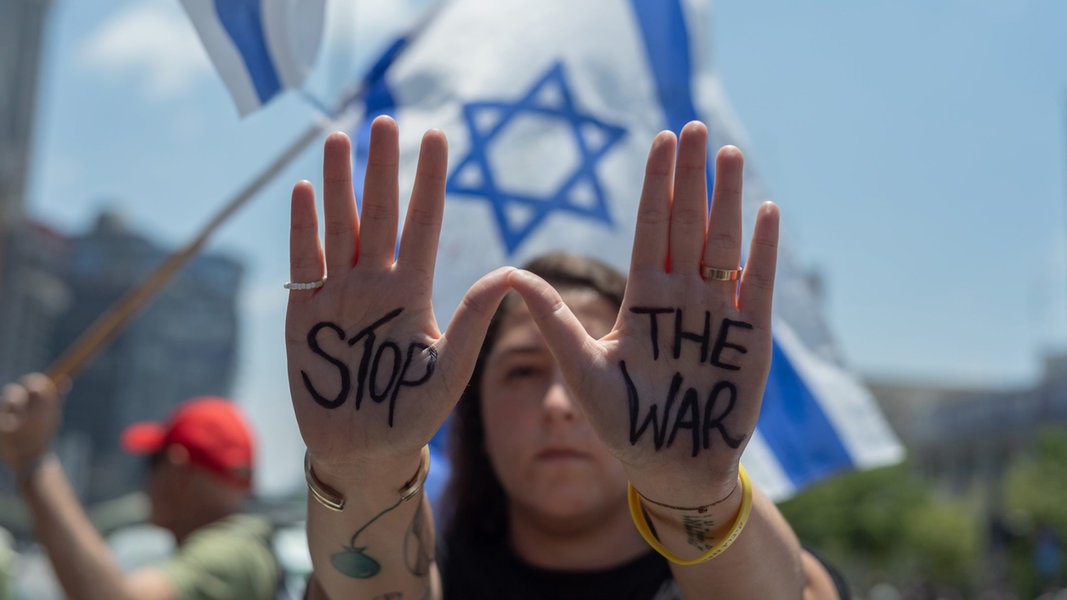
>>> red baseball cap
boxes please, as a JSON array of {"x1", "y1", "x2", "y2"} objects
[{"x1": 121, "y1": 397, "x2": 255, "y2": 491}]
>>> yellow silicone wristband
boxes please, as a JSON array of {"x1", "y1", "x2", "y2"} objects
[{"x1": 627, "y1": 464, "x2": 753, "y2": 565}]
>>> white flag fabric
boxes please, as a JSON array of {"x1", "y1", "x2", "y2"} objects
[
  {"x1": 351, "y1": 0, "x2": 904, "y2": 500},
  {"x1": 180, "y1": 0, "x2": 325, "y2": 115}
]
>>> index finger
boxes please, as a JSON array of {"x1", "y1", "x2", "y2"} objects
[{"x1": 628, "y1": 130, "x2": 676, "y2": 277}]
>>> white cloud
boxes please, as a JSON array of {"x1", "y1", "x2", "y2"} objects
[
  {"x1": 352, "y1": 0, "x2": 430, "y2": 33},
  {"x1": 80, "y1": 0, "x2": 211, "y2": 100},
  {"x1": 78, "y1": 0, "x2": 432, "y2": 104}
]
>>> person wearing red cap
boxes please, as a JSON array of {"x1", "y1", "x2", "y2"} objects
[{"x1": 0, "y1": 373, "x2": 281, "y2": 600}]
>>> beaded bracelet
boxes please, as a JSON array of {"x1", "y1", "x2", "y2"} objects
[
  {"x1": 634, "y1": 479, "x2": 737, "y2": 513},
  {"x1": 304, "y1": 445, "x2": 430, "y2": 512},
  {"x1": 627, "y1": 464, "x2": 753, "y2": 565}
]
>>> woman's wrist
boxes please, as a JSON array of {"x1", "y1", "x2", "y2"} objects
[
  {"x1": 305, "y1": 446, "x2": 428, "y2": 508},
  {"x1": 628, "y1": 465, "x2": 753, "y2": 565},
  {"x1": 623, "y1": 462, "x2": 740, "y2": 512},
  {"x1": 15, "y1": 450, "x2": 58, "y2": 487},
  {"x1": 630, "y1": 470, "x2": 743, "y2": 533}
]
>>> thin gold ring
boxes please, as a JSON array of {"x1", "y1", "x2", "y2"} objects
[{"x1": 701, "y1": 265, "x2": 742, "y2": 281}]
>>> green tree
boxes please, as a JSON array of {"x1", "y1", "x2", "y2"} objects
[
  {"x1": 780, "y1": 462, "x2": 982, "y2": 594},
  {"x1": 999, "y1": 426, "x2": 1067, "y2": 596}
]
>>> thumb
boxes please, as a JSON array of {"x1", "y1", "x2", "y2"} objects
[
  {"x1": 0, "y1": 382, "x2": 28, "y2": 434},
  {"x1": 437, "y1": 267, "x2": 514, "y2": 388},
  {"x1": 507, "y1": 269, "x2": 599, "y2": 387}
]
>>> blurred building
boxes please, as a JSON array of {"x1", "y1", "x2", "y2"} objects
[
  {"x1": 52, "y1": 210, "x2": 244, "y2": 505},
  {"x1": 0, "y1": 0, "x2": 51, "y2": 222},
  {"x1": 0, "y1": 210, "x2": 245, "y2": 534},
  {"x1": 0, "y1": 222, "x2": 69, "y2": 386},
  {"x1": 0, "y1": 0, "x2": 250, "y2": 543},
  {"x1": 868, "y1": 351, "x2": 1067, "y2": 495},
  {"x1": 0, "y1": 0, "x2": 58, "y2": 388}
]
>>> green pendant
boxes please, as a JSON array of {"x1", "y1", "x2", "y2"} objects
[{"x1": 330, "y1": 545, "x2": 381, "y2": 578}]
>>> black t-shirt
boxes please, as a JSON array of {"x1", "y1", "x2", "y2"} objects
[
  {"x1": 440, "y1": 535, "x2": 851, "y2": 600},
  {"x1": 440, "y1": 535, "x2": 679, "y2": 600}
]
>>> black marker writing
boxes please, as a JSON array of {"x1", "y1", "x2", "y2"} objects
[
  {"x1": 624, "y1": 363, "x2": 680, "y2": 449},
  {"x1": 621, "y1": 361, "x2": 745, "y2": 457},
  {"x1": 631, "y1": 308, "x2": 752, "y2": 369},
  {"x1": 674, "y1": 309, "x2": 711, "y2": 362},
  {"x1": 347, "y1": 308, "x2": 404, "y2": 411},
  {"x1": 301, "y1": 308, "x2": 437, "y2": 426},
  {"x1": 703, "y1": 381, "x2": 744, "y2": 450},
  {"x1": 710, "y1": 318, "x2": 752, "y2": 370},
  {"x1": 630, "y1": 307, "x2": 672, "y2": 360},
  {"x1": 303, "y1": 322, "x2": 350, "y2": 409},
  {"x1": 623, "y1": 306, "x2": 753, "y2": 455}
]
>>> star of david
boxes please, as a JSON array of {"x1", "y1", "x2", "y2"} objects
[{"x1": 446, "y1": 62, "x2": 627, "y2": 255}]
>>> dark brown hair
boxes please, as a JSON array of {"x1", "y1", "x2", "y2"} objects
[{"x1": 441, "y1": 252, "x2": 626, "y2": 542}]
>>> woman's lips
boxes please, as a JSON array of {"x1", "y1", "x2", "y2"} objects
[{"x1": 536, "y1": 447, "x2": 586, "y2": 460}]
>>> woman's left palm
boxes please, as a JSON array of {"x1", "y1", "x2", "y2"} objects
[{"x1": 510, "y1": 122, "x2": 778, "y2": 499}]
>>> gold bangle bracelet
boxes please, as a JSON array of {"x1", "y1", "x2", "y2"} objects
[{"x1": 304, "y1": 445, "x2": 430, "y2": 513}]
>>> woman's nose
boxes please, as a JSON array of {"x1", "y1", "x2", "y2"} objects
[{"x1": 542, "y1": 376, "x2": 577, "y2": 421}]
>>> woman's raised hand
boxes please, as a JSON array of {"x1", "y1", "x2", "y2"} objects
[
  {"x1": 509, "y1": 121, "x2": 778, "y2": 505},
  {"x1": 286, "y1": 116, "x2": 511, "y2": 473}
]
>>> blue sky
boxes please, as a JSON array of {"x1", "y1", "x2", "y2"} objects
[
  {"x1": 709, "y1": 1, "x2": 1067, "y2": 387},
  {"x1": 25, "y1": 0, "x2": 1067, "y2": 493}
]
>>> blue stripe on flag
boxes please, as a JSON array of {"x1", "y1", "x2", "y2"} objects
[
  {"x1": 758, "y1": 343, "x2": 855, "y2": 485},
  {"x1": 632, "y1": 0, "x2": 854, "y2": 488},
  {"x1": 214, "y1": 0, "x2": 281, "y2": 104},
  {"x1": 363, "y1": 36, "x2": 412, "y2": 90},
  {"x1": 628, "y1": 0, "x2": 715, "y2": 208},
  {"x1": 353, "y1": 81, "x2": 398, "y2": 208},
  {"x1": 628, "y1": 0, "x2": 699, "y2": 136},
  {"x1": 352, "y1": 36, "x2": 409, "y2": 207}
]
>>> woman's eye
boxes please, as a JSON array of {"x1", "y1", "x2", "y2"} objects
[{"x1": 505, "y1": 365, "x2": 544, "y2": 380}]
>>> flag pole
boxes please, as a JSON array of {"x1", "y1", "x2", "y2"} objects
[
  {"x1": 45, "y1": 121, "x2": 327, "y2": 382},
  {"x1": 40, "y1": 2, "x2": 440, "y2": 382}
]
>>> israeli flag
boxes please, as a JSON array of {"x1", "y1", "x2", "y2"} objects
[
  {"x1": 180, "y1": 0, "x2": 325, "y2": 115},
  {"x1": 353, "y1": 0, "x2": 904, "y2": 500}
]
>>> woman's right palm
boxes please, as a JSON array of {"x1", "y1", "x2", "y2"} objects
[{"x1": 285, "y1": 117, "x2": 510, "y2": 471}]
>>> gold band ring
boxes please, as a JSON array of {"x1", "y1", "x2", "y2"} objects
[{"x1": 700, "y1": 265, "x2": 742, "y2": 281}]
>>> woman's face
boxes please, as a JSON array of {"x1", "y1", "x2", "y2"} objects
[{"x1": 480, "y1": 288, "x2": 628, "y2": 530}]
